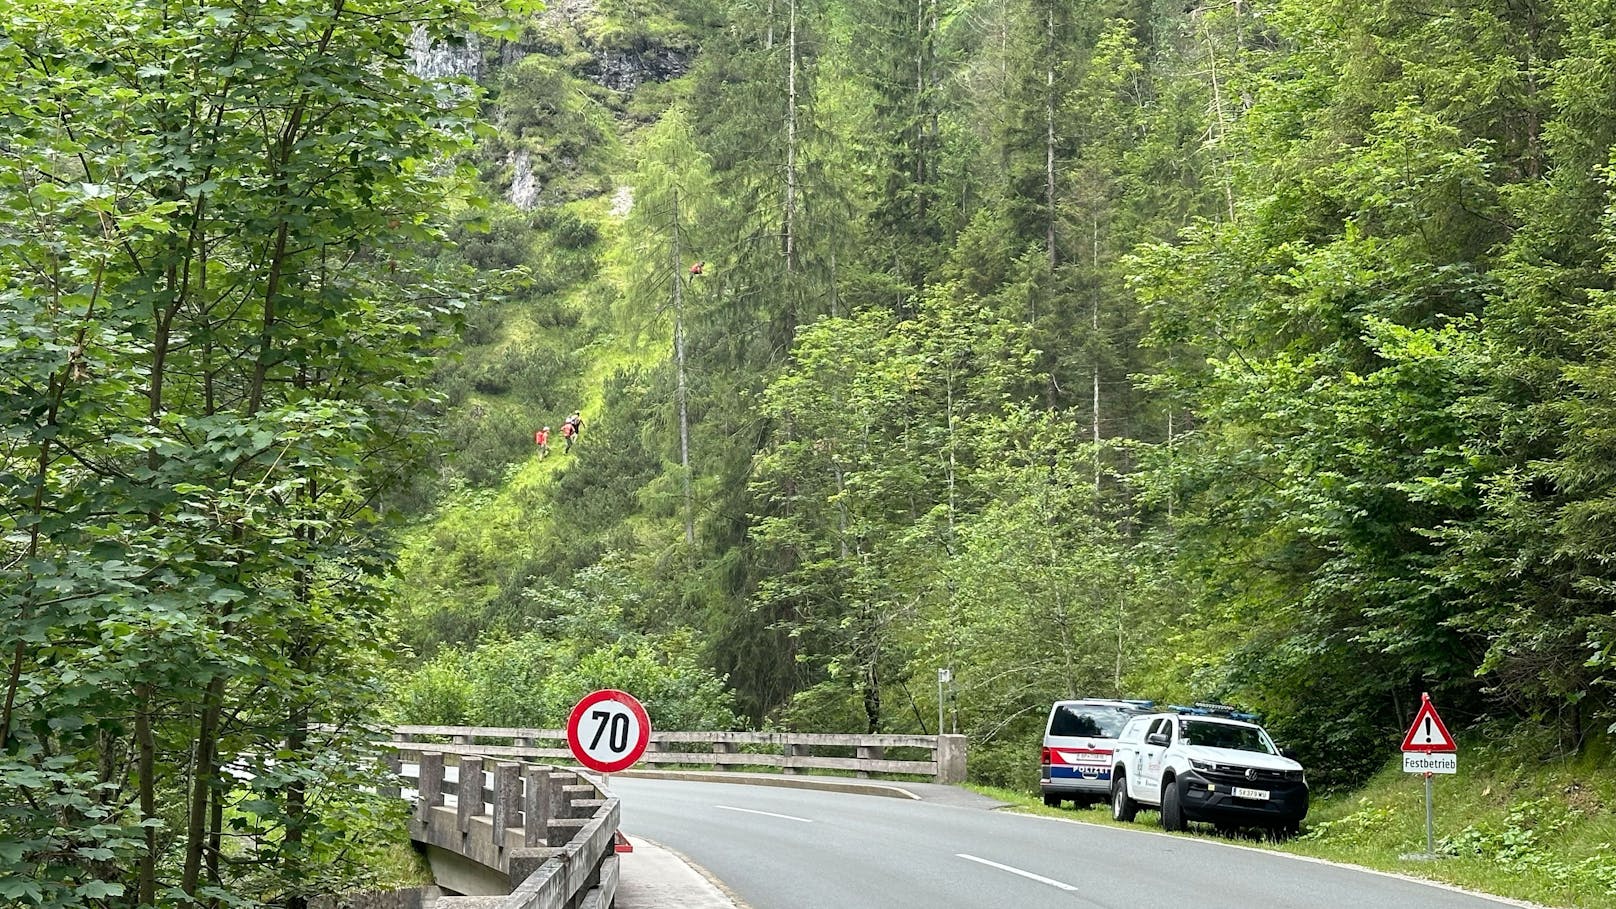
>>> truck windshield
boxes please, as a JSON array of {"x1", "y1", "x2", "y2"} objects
[
  {"x1": 1179, "y1": 720, "x2": 1276, "y2": 754},
  {"x1": 1051, "y1": 705, "x2": 1134, "y2": 739}
]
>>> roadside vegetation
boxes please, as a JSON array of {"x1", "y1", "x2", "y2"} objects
[
  {"x1": 395, "y1": 0, "x2": 1616, "y2": 790},
  {"x1": 994, "y1": 728, "x2": 1616, "y2": 909},
  {"x1": 9, "y1": 0, "x2": 1616, "y2": 904},
  {"x1": 391, "y1": 1, "x2": 1616, "y2": 901}
]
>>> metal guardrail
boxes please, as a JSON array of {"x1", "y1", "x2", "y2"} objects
[
  {"x1": 390, "y1": 726, "x2": 967, "y2": 784},
  {"x1": 390, "y1": 750, "x2": 619, "y2": 909}
]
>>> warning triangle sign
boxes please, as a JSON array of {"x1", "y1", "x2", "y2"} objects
[{"x1": 1400, "y1": 694, "x2": 1457, "y2": 753}]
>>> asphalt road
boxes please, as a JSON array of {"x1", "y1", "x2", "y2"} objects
[{"x1": 611, "y1": 778, "x2": 1525, "y2": 909}]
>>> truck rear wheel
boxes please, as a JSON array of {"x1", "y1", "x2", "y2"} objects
[
  {"x1": 1111, "y1": 772, "x2": 1138, "y2": 822},
  {"x1": 1160, "y1": 779, "x2": 1186, "y2": 832}
]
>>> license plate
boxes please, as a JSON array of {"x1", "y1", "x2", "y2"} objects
[{"x1": 1232, "y1": 787, "x2": 1269, "y2": 800}]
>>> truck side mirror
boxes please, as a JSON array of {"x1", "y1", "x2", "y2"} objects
[{"x1": 1147, "y1": 733, "x2": 1169, "y2": 747}]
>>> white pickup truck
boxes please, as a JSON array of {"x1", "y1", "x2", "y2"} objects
[{"x1": 1108, "y1": 705, "x2": 1309, "y2": 835}]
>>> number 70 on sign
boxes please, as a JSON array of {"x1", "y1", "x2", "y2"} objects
[{"x1": 567, "y1": 689, "x2": 652, "y2": 774}]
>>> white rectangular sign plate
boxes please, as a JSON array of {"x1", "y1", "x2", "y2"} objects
[{"x1": 1403, "y1": 752, "x2": 1457, "y2": 774}]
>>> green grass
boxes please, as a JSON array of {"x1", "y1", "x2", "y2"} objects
[{"x1": 974, "y1": 732, "x2": 1616, "y2": 909}]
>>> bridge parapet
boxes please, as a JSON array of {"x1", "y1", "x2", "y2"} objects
[
  {"x1": 391, "y1": 727, "x2": 967, "y2": 784},
  {"x1": 391, "y1": 750, "x2": 619, "y2": 908}
]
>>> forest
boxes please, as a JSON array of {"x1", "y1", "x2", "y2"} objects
[
  {"x1": 397, "y1": 0, "x2": 1616, "y2": 790},
  {"x1": 2, "y1": 0, "x2": 1615, "y2": 904}
]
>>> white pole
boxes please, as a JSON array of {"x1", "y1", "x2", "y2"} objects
[{"x1": 1424, "y1": 772, "x2": 1435, "y2": 856}]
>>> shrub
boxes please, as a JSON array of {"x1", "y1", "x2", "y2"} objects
[{"x1": 393, "y1": 655, "x2": 473, "y2": 726}]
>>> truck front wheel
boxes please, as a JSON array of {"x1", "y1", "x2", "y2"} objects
[
  {"x1": 1111, "y1": 772, "x2": 1138, "y2": 822},
  {"x1": 1160, "y1": 779, "x2": 1186, "y2": 832}
]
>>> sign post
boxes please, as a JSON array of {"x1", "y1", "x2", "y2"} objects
[
  {"x1": 567, "y1": 689, "x2": 652, "y2": 779},
  {"x1": 1399, "y1": 692, "x2": 1457, "y2": 858}
]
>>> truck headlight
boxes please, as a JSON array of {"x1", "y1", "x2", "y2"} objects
[{"x1": 1189, "y1": 759, "x2": 1213, "y2": 771}]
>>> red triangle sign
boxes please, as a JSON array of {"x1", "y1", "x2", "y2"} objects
[{"x1": 1400, "y1": 693, "x2": 1457, "y2": 753}]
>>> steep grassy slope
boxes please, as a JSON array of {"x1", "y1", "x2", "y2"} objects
[{"x1": 390, "y1": 1, "x2": 701, "y2": 658}]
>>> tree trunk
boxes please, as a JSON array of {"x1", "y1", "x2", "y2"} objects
[
  {"x1": 283, "y1": 705, "x2": 309, "y2": 909},
  {"x1": 1201, "y1": 28, "x2": 1236, "y2": 222},
  {"x1": 1045, "y1": 2, "x2": 1057, "y2": 268},
  {"x1": 135, "y1": 685, "x2": 157, "y2": 906},
  {"x1": 672, "y1": 192, "x2": 694, "y2": 546},
  {"x1": 182, "y1": 677, "x2": 225, "y2": 895},
  {"x1": 784, "y1": 0, "x2": 798, "y2": 275},
  {"x1": 1092, "y1": 216, "x2": 1102, "y2": 492}
]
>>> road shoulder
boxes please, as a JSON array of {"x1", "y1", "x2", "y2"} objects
[{"x1": 614, "y1": 835, "x2": 746, "y2": 909}]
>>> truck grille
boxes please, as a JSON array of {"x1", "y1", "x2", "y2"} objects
[{"x1": 1202, "y1": 766, "x2": 1294, "y2": 785}]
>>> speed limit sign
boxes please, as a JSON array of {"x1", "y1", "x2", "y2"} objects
[{"x1": 566, "y1": 690, "x2": 652, "y2": 774}]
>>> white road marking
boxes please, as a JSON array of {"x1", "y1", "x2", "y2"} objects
[
  {"x1": 956, "y1": 853, "x2": 1079, "y2": 892},
  {"x1": 713, "y1": 805, "x2": 814, "y2": 823}
]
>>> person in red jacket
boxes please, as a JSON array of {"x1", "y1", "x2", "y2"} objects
[
  {"x1": 561, "y1": 412, "x2": 582, "y2": 452},
  {"x1": 534, "y1": 426, "x2": 550, "y2": 457}
]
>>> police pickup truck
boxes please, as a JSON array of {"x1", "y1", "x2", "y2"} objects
[{"x1": 1108, "y1": 705, "x2": 1308, "y2": 835}]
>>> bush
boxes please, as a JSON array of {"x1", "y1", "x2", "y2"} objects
[
  {"x1": 393, "y1": 631, "x2": 740, "y2": 731},
  {"x1": 969, "y1": 737, "x2": 1041, "y2": 792},
  {"x1": 393, "y1": 558, "x2": 743, "y2": 731},
  {"x1": 543, "y1": 208, "x2": 599, "y2": 250},
  {"x1": 392, "y1": 655, "x2": 473, "y2": 726},
  {"x1": 453, "y1": 209, "x2": 539, "y2": 270}
]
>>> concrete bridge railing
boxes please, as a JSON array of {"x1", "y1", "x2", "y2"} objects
[
  {"x1": 390, "y1": 726, "x2": 968, "y2": 785},
  {"x1": 389, "y1": 750, "x2": 619, "y2": 908}
]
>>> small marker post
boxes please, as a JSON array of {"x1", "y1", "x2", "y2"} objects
[{"x1": 1424, "y1": 771, "x2": 1435, "y2": 857}]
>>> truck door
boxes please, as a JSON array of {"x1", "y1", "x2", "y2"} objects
[{"x1": 1140, "y1": 718, "x2": 1172, "y2": 795}]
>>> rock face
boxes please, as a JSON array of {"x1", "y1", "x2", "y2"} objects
[
  {"x1": 507, "y1": 150, "x2": 539, "y2": 211},
  {"x1": 585, "y1": 45, "x2": 691, "y2": 93},
  {"x1": 609, "y1": 186, "x2": 633, "y2": 218},
  {"x1": 407, "y1": 26, "x2": 482, "y2": 80}
]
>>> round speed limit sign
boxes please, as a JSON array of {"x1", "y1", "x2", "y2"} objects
[{"x1": 566, "y1": 689, "x2": 652, "y2": 774}]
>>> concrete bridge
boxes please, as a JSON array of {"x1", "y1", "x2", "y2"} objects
[
  {"x1": 391, "y1": 726, "x2": 967, "y2": 784},
  {"x1": 389, "y1": 753, "x2": 620, "y2": 907},
  {"x1": 383, "y1": 726, "x2": 969, "y2": 907}
]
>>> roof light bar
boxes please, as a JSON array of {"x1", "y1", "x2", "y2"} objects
[{"x1": 1169, "y1": 703, "x2": 1259, "y2": 721}]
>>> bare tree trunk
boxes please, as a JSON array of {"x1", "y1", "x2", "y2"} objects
[
  {"x1": 1166, "y1": 409, "x2": 1175, "y2": 519},
  {"x1": 1115, "y1": 590, "x2": 1126, "y2": 694},
  {"x1": 784, "y1": 0, "x2": 798, "y2": 274},
  {"x1": 1202, "y1": 28, "x2": 1237, "y2": 222},
  {"x1": 945, "y1": 371, "x2": 956, "y2": 543},
  {"x1": 1045, "y1": 3, "x2": 1057, "y2": 268},
  {"x1": 1092, "y1": 217, "x2": 1102, "y2": 492},
  {"x1": 1047, "y1": 496, "x2": 1078, "y2": 697},
  {"x1": 672, "y1": 192, "x2": 694, "y2": 546},
  {"x1": 864, "y1": 659, "x2": 882, "y2": 734}
]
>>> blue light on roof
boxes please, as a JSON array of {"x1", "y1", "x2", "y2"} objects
[{"x1": 1169, "y1": 703, "x2": 1259, "y2": 721}]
